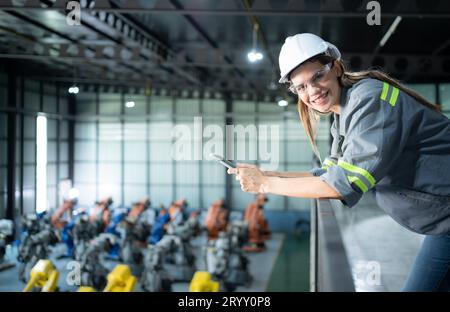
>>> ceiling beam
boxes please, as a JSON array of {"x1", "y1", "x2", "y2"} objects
[
  {"x1": 2, "y1": 8, "x2": 203, "y2": 86},
  {"x1": 2, "y1": 51, "x2": 449, "y2": 75},
  {"x1": 1, "y1": 6, "x2": 450, "y2": 18},
  {"x1": 168, "y1": 0, "x2": 257, "y2": 91},
  {"x1": 2, "y1": 10, "x2": 127, "y2": 79}
]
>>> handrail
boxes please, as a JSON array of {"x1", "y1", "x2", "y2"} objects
[{"x1": 312, "y1": 199, "x2": 355, "y2": 292}]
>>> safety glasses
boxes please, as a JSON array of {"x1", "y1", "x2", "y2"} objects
[{"x1": 288, "y1": 62, "x2": 333, "y2": 95}]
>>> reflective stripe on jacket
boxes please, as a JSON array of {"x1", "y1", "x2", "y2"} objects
[{"x1": 311, "y1": 78, "x2": 450, "y2": 235}]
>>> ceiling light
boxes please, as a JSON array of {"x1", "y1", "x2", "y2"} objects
[
  {"x1": 278, "y1": 99, "x2": 288, "y2": 107},
  {"x1": 247, "y1": 50, "x2": 263, "y2": 63},
  {"x1": 247, "y1": 24, "x2": 264, "y2": 63},
  {"x1": 69, "y1": 66, "x2": 79, "y2": 94},
  {"x1": 68, "y1": 86, "x2": 79, "y2": 94},
  {"x1": 125, "y1": 101, "x2": 135, "y2": 108}
]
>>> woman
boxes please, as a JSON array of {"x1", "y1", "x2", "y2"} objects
[{"x1": 228, "y1": 33, "x2": 450, "y2": 291}]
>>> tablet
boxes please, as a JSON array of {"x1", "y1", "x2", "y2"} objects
[{"x1": 209, "y1": 153, "x2": 236, "y2": 169}]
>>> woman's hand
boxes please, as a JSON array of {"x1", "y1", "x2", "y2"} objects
[{"x1": 227, "y1": 163, "x2": 269, "y2": 194}]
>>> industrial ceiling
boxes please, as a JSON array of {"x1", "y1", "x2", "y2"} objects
[{"x1": 1, "y1": 0, "x2": 450, "y2": 97}]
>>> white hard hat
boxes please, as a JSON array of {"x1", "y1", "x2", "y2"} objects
[{"x1": 278, "y1": 33, "x2": 341, "y2": 84}]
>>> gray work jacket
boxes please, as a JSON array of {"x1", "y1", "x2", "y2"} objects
[{"x1": 311, "y1": 78, "x2": 450, "y2": 235}]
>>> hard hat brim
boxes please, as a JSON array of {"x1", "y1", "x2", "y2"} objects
[{"x1": 279, "y1": 75, "x2": 290, "y2": 84}]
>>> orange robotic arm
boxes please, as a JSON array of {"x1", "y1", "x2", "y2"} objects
[{"x1": 51, "y1": 200, "x2": 74, "y2": 229}]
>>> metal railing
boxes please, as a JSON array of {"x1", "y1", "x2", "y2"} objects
[{"x1": 311, "y1": 199, "x2": 355, "y2": 292}]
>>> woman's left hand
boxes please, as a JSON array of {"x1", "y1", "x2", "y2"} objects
[{"x1": 228, "y1": 163, "x2": 269, "y2": 194}]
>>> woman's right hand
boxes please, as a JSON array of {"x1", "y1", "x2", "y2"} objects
[
  {"x1": 227, "y1": 163, "x2": 259, "y2": 176},
  {"x1": 227, "y1": 163, "x2": 269, "y2": 194}
]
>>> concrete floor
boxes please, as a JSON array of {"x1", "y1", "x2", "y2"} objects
[
  {"x1": 0, "y1": 233, "x2": 284, "y2": 292},
  {"x1": 266, "y1": 233, "x2": 310, "y2": 292}
]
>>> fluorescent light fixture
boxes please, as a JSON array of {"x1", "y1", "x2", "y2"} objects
[
  {"x1": 68, "y1": 86, "x2": 79, "y2": 94},
  {"x1": 125, "y1": 101, "x2": 135, "y2": 108},
  {"x1": 247, "y1": 50, "x2": 264, "y2": 63},
  {"x1": 379, "y1": 16, "x2": 402, "y2": 47},
  {"x1": 278, "y1": 99, "x2": 288, "y2": 107},
  {"x1": 36, "y1": 115, "x2": 48, "y2": 214}
]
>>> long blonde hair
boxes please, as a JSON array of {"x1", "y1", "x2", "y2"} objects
[{"x1": 295, "y1": 55, "x2": 440, "y2": 161}]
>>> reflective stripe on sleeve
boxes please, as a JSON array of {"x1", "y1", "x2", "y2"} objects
[
  {"x1": 347, "y1": 176, "x2": 368, "y2": 193},
  {"x1": 337, "y1": 160, "x2": 376, "y2": 188},
  {"x1": 321, "y1": 158, "x2": 336, "y2": 170}
]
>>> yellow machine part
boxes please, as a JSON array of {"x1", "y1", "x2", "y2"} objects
[
  {"x1": 77, "y1": 286, "x2": 96, "y2": 292},
  {"x1": 103, "y1": 264, "x2": 137, "y2": 292},
  {"x1": 23, "y1": 259, "x2": 59, "y2": 292},
  {"x1": 189, "y1": 271, "x2": 220, "y2": 292}
]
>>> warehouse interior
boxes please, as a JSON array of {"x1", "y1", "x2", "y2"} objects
[{"x1": 0, "y1": 0, "x2": 450, "y2": 292}]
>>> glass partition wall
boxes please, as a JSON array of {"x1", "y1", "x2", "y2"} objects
[{"x1": 73, "y1": 90, "x2": 329, "y2": 212}]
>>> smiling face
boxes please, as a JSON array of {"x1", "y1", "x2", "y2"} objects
[{"x1": 290, "y1": 59, "x2": 342, "y2": 114}]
